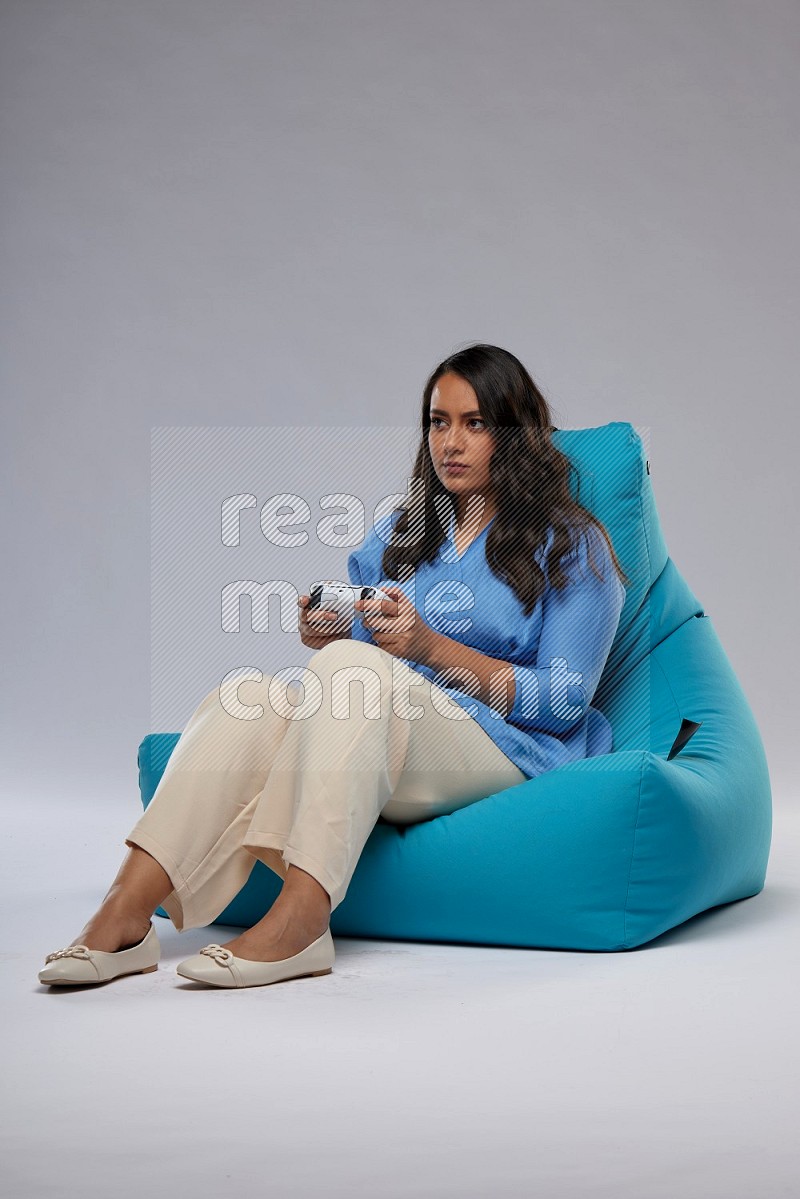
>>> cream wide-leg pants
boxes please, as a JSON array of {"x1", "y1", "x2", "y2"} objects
[{"x1": 125, "y1": 638, "x2": 527, "y2": 928}]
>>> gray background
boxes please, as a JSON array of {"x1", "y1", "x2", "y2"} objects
[
  {"x1": 3, "y1": 5, "x2": 799, "y2": 1199},
  {"x1": 2, "y1": 1, "x2": 796, "y2": 797}
]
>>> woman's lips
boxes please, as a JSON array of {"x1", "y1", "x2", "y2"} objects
[{"x1": 444, "y1": 462, "x2": 468, "y2": 473}]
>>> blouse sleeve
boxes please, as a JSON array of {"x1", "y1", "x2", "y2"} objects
[
  {"x1": 346, "y1": 511, "x2": 397, "y2": 647},
  {"x1": 507, "y1": 525, "x2": 626, "y2": 737}
]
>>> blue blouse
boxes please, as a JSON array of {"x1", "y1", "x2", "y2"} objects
[{"x1": 346, "y1": 508, "x2": 626, "y2": 780}]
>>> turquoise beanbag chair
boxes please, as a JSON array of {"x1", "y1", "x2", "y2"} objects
[{"x1": 137, "y1": 422, "x2": 772, "y2": 950}]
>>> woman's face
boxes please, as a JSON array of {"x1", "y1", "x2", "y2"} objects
[{"x1": 427, "y1": 373, "x2": 496, "y2": 518}]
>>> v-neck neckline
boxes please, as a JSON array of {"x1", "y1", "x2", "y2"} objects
[{"x1": 448, "y1": 512, "x2": 496, "y2": 560}]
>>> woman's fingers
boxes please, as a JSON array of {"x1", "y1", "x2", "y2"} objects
[
  {"x1": 298, "y1": 594, "x2": 337, "y2": 627},
  {"x1": 297, "y1": 594, "x2": 349, "y2": 647},
  {"x1": 358, "y1": 596, "x2": 395, "y2": 629}
]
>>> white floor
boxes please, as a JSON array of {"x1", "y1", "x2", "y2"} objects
[{"x1": 4, "y1": 789, "x2": 798, "y2": 1199}]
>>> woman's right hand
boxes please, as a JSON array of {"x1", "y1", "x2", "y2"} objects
[{"x1": 297, "y1": 594, "x2": 353, "y2": 649}]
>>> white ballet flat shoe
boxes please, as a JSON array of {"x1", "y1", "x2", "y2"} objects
[
  {"x1": 38, "y1": 922, "x2": 160, "y2": 986},
  {"x1": 175, "y1": 927, "x2": 335, "y2": 989}
]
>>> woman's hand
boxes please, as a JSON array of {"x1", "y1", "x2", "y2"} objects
[
  {"x1": 297, "y1": 594, "x2": 352, "y2": 650},
  {"x1": 355, "y1": 586, "x2": 436, "y2": 663}
]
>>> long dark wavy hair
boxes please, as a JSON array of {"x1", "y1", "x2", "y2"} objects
[{"x1": 381, "y1": 343, "x2": 630, "y2": 618}]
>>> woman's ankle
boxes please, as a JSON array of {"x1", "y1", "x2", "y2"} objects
[
  {"x1": 97, "y1": 889, "x2": 154, "y2": 927},
  {"x1": 282, "y1": 864, "x2": 331, "y2": 919}
]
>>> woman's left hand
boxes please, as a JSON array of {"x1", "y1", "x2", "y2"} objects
[{"x1": 355, "y1": 587, "x2": 435, "y2": 663}]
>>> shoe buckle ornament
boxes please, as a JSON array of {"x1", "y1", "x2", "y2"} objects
[
  {"x1": 45, "y1": 945, "x2": 92, "y2": 963},
  {"x1": 199, "y1": 944, "x2": 234, "y2": 965}
]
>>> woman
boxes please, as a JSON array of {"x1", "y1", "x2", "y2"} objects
[{"x1": 39, "y1": 343, "x2": 628, "y2": 990}]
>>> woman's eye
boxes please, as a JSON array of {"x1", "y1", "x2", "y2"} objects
[{"x1": 430, "y1": 417, "x2": 485, "y2": 429}]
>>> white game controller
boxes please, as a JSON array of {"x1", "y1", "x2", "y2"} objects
[{"x1": 308, "y1": 580, "x2": 392, "y2": 628}]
